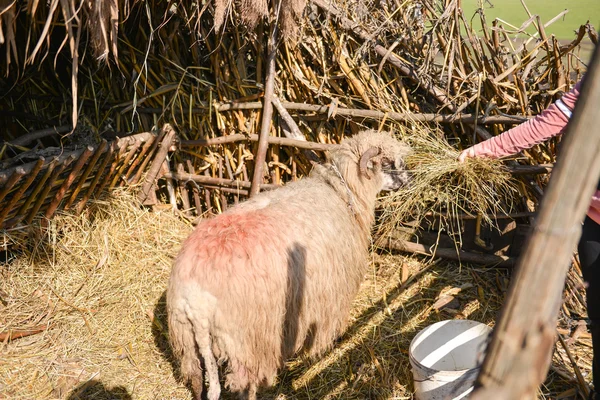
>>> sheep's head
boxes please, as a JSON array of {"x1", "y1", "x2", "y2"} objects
[{"x1": 354, "y1": 131, "x2": 411, "y2": 191}]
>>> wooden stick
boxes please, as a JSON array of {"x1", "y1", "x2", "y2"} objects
[
  {"x1": 121, "y1": 135, "x2": 156, "y2": 185},
  {"x1": 384, "y1": 237, "x2": 515, "y2": 267},
  {"x1": 93, "y1": 143, "x2": 127, "y2": 200},
  {"x1": 26, "y1": 156, "x2": 74, "y2": 225},
  {"x1": 0, "y1": 324, "x2": 50, "y2": 342},
  {"x1": 0, "y1": 158, "x2": 44, "y2": 228},
  {"x1": 138, "y1": 125, "x2": 176, "y2": 204},
  {"x1": 202, "y1": 185, "x2": 250, "y2": 196},
  {"x1": 250, "y1": 15, "x2": 278, "y2": 197},
  {"x1": 177, "y1": 163, "x2": 192, "y2": 215},
  {"x1": 45, "y1": 146, "x2": 95, "y2": 219},
  {"x1": 271, "y1": 97, "x2": 307, "y2": 141},
  {"x1": 109, "y1": 139, "x2": 142, "y2": 188},
  {"x1": 556, "y1": 333, "x2": 591, "y2": 398},
  {"x1": 508, "y1": 164, "x2": 553, "y2": 175},
  {"x1": 186, "y1": 160, "x2": 203, "y2": 216},
  {"x1": 0, "y1": 167, "x2": 26, "y2": 204},
  {"x1": 181, "y1": 133, "x2": 335, "y2": 151},
  {"x1": 63, "y1": 141, "x2": 107, "y2": 210},
  {"x1": 164, "y1": 171, "x2": 280, "y2": 191},
  {"x1": 471, "y1": 44, "x2": 600, "y2": 400},
  {"x1": 161, "y1": 160, "x2": 178, "y2": 211},
  {"x1": 75, "y1": 143, "x2": 116, "y2": 214},
  {"x1": 203, "y1": 169, "x2": 214, "y2": 215},
  {"x1": 7, "y1": 125, "x2": 72, "y2": 147},
  {"x1": 14, "y1": 158, "x2": 59, "y2": 223},
  {"x1": 272, "y1": 96, "x2": 322, "y2": 162},
  {"x1": 131, "y1": 130, "x2": 165, "y2": 185},
  {"x1": 217, "y1": 156, "x2": 228, "y2": 211},
  {"x1": 131, "y1": 102, "x2": 530, "y2": 125}
]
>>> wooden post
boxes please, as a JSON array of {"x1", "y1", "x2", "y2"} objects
[
  {"x1": 250, "y1": 8, "x2": 278, "y2": 197},
  {"x1": 471, "y1": 45, "x2": 600, "y2": 400}
]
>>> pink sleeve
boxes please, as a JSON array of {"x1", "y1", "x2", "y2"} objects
[{"x1": 471, "y1": 80, "x2": 582, "y2": 159}]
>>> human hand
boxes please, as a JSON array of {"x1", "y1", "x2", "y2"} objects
[{"x1": 458, "y1": 147, "x2": 476, "y2": 163}]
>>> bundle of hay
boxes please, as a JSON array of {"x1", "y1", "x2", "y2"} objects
[{"x1": 376, "y1": 125, "x2": 520, "y2": 243}]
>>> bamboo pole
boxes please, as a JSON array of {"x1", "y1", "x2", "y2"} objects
[
  {"x1": 471, "y1": 45, "x2": 600, "y2": 400},
  {"x1": 250, "y1": 9, "x2": 278, "y2": 197}
]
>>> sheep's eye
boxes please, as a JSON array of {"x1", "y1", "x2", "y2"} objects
[{"x1": 381, "y1": 160, "x2": 393, "y2": 169}]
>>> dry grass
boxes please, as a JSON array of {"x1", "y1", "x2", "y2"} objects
[
  {"x1": 0, "y1": 189, "x2": 192, "y2": 399},
  {"x1": 376, "y1": 126, "x2": 519, "y2": 243},
  {"x1": 0, "y1": 188, "x2": 591, "y2": 399}
]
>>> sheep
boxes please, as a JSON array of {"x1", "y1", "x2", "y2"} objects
[{"x1": 166, "y1": 130, "x2": 411, "y2": 400}]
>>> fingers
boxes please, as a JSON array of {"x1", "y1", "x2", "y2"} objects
[{"x1": 458, "y1": 147, "x2": 475, "y2": 163}]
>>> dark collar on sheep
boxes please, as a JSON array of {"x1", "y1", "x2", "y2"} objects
[{"x1": 330, "y1": 162, "x2": 356, "y2": 216}]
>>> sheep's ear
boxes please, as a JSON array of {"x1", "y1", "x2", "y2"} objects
[{"x1": 359, "y1": 147, "x2": 380, "y2": 179}]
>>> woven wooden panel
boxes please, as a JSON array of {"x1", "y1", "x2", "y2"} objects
[{"x1": 0, "y1": 130, "x2": 169, "y2": 230}]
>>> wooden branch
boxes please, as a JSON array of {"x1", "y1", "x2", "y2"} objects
[
  {"x1": 271, "y1": 97, "x2": 307, "y2": 141},
  {"x1": 508, "y1": 163, "x2": 553, "y2": 175},
  {"x1": 7, "y1": 125, "x2": 72, "y2": 147},
  {"x1": 163, "y1": 171, "x2": 280, "y2": 191},
  {"x1": 557, "y1": 333, "x2": 591, "y2": 397},
  {"x1": 181, "y1": 133, "x2": 336, "y2": 151},
  {"x1": 134, "y1": 101, "x2": 530, "y2": 125},
  {"x1": 45, "y1": 146, "x2": 95, "y2": 219},
  {"x1": 422, "y1": 211, "x2": 535, "y2": 220},
  {"x1": 138, "y1": 125, "x2": 176, "y2": 205},
  {"x1": 0, "y1": 159, "x2": 44, "y2": 228},
  {"x1": 75, "y1": 143, "x2": 116, "y2": 215},
  {"x1": 26, "y1": 156, "x2": 73, "y2": 225},
  {"x1": 63, "y1": 140, "x2": 108, "y2": 211},
  {"x1": 0, "y1": 167, "x2": 26, "y2": 204},
  {"x1": 250, "y1": 17, "x2": 278, "y2": 197},
  {"x1": 471, "y1": 44, "x2": 600, "y2": 400},
  {"x1": 384, "y1": 238, "x2": 515, "y2": 267},
  {"x1": 272, "y1": 96, "x2": 322, "y2": 163}
]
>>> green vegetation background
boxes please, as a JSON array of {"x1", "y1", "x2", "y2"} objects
[{"x1": 460, "y1": 0, "x2": 599, "y2": 40}]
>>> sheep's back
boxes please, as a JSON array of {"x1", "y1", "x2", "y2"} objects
[{"x1": 170, "y1": 178, "x2": 371, "y2": 383}]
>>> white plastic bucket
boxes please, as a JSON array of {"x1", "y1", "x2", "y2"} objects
[{"x1": 409, "y1": 320, "x2": 492, "y2": 400}]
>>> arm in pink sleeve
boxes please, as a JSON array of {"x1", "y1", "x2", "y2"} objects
[{"x1": 471, "y1": 80, "x2": 582, "y2": 159}]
